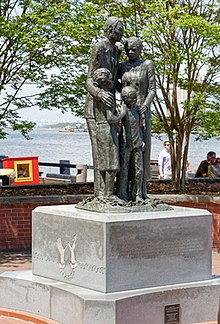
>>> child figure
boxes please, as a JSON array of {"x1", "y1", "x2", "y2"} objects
[
  {"x1": 92, "y1": 68, "x2": 126, "y2": 198},
  {"x1": 117, "y1": 86, "x2": 144, "y2": 202}
]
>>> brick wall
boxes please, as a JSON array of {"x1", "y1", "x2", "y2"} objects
[
  {"x1": 0, "y1": 202, "x2": 36, "y2": 251},
  {"x1": 169, "y1": 201, "x2": 220, "y2": 252},
  {"x1": 0, "y1": 195, "x2": 84, "y2": 251},
  {"x1": 0, "y1": 194, "x2": 220, "y2": 252}
]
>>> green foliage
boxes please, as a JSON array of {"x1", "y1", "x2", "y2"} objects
[
  {"x1": 0, "y1": 0, "x2": 219, "y2": 191},
  {"x1": 138, "y1": 0, "x2": 220, "y2": 189},
  {"x1": 0, "y1": 0, "x2": 104, "y2": 138}
]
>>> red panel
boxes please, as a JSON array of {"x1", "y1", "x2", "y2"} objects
[{"x1": 2, "y1": 156, "x2": 39, "y2": 185}]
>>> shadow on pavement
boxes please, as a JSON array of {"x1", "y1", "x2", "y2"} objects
[{"x1": 0, "y1": 251, "x2": 31, "y2": 268}]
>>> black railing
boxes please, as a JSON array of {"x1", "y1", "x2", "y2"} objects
[
  {"x1": 38, "y1": 161, "x2": 93, "y2": 183},
  {"x1": 38, "y1": 162, "x2": 94, "y2": 169}
]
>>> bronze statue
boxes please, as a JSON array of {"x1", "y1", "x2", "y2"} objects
[
  {"x1": 77, "y1": 18, "x2": 171, "y2": 212},
  {"x1": 117, "y1": 86, "x2": 144, "y2": 202},
  {"x1": 91, "y1": 68, "x2": 126, "y2": 198},
  {"x1": 84, "y1": 17, "x2": 124, "y2": 197},
  {"x1": 119, "y1": 37, "x2": 156, "y2": 199}
]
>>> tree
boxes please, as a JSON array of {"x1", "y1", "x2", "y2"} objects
[
  {"x1": 141, "y1": 0, "x2": 220, "y2": 190},
  {"x1": 82, "y1": 0, "x2": 220, "y2": 190},
  {"x1": 1, "y1": 0, "x2": 219, "y2": 192},
  {"x1": 0, "y1": 0, "x2": 150, "y2": 139},
  {"x1": 0, "y1": 0, "x2": 103, "y2": 138},
  {"x1": 0, "y1": 0, "x2": 69, "y2": 137}
]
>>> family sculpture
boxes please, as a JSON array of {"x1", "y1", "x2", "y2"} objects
[{"x1": 78, "y1": 16, "x2": 167, "y2": 212}]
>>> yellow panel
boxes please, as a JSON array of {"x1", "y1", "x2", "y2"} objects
[
  {"x1": 14, "y1": 160, "x2": 33, "y2": 182},
  {"x1": 0, "y1": 169, "x2": 14, "y2": 176}
]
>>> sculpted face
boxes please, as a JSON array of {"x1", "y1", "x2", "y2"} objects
[
  {"x1": 122, "y1": 87, "x2": 137, "y2": 108},
  {"x1": 110, "y1": 21, "x2": 124, "y2": 42},
  {"x1": 126, "y1": 41, "x2": 141, "y2": 62},
  {"x1": 93, "y1": 68, "x2": 113, "y2": 90}
]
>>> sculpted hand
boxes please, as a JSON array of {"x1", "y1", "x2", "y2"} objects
[
  {"x1": 97, "y1": 90, "x2": 115, "y2": 108},
  {"x1": 115, "y1": 121, "x2": 121, "y2": 133},
  {"x1": 117, "y1": 105, "x2": 127, "y2": 119}
]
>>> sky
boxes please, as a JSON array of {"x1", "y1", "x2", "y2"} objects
[
  {"x1": 19, "y1": 106, "x2": 84, "y2": 125},
  {"x1": 6, "y1": 83, "x2": 84, "y2": 126}
]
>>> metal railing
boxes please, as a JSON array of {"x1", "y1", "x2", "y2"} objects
[{"x1": 38, "y1": 161, "x2": 93, "y2": 183}]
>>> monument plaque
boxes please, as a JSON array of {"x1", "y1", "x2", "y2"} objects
[{"x1": 164, "y1": 304, "x2": 180, "y2": 324}]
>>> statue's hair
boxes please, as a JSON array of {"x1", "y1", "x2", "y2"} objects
[
  {"x1": 124, "y1": 37, "x2": 143, "y2": 51},
  {"x1": 93, "y1": 68, "x2": 112, "y2": 83},
  {"x1": 121, "y1": 86, "x2": 137, "y2": 98},
  {"x1": 103, "y1": 17, "x2": 123, "y2": 36}
]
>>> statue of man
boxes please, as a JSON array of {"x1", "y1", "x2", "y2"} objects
[
  {"x1": 85, "y1": 17, "x2": 124, "y2": 197},
  {"x1": 119, "y1": 37, "x2": 156, "y2": 199}
]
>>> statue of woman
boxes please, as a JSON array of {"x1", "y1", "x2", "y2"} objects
[
  {"x1": 84, "y1": 17, "x2": 124, "y2": 197},
  {"x1": 119, "y1": 37, "x2": 156, "y2": 199}
]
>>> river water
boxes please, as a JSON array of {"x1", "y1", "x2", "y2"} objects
[{"x1": 0, "y1": 127, "x2": 219, "y2": 177}]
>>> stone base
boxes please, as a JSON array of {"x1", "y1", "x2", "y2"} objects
[
  {"x1": 32, "y1": 205, "x2": 212, "y2": 293},
  {"x1": 0, "y1": 270, "x2": 219, "y2": 324}
]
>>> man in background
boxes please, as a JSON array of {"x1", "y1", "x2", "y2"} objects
[
  {"x1": 158, "y1": 141, "x2": 171, "y2": 179},
  {"x1": 195, "y1": 151, "x2": 216, "y2": 177}
]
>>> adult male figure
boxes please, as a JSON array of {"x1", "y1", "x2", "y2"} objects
[
  {"x1": 119, "y1": 37, "x2": 156, "y2": 198},
  {"x1": 195, "y1": 151, "x2": 217, "y2": 177},
  {"x1": 158, "y1": 141, "x2": 172, "y2": 180},
  {"x1": 85, "y1": 17, "x2": 124, "y2": 196}
]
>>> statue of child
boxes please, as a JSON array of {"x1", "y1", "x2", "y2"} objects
[{"x1": 92, "y1": 68, "x2": 126, "y2": 198}]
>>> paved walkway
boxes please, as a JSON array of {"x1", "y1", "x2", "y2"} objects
[{"x1": 0, "y1": 251, "x2": 220, "y2": 324}]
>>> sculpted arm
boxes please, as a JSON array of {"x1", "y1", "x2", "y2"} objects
[
  {"x1": 141, "y1": 60, "x2": 156, "y2": 113},
  {"x1": 86, "y1": 44, "x2": 103, "y2": 96},
  {"x1": 106, "y1": 104, "x2": 127, "y2": 124},
  {"x1": 86, "y1": 43, "x2": 115, "y2": 108}
]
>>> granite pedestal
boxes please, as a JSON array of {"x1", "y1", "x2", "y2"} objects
[
  {"x1": 0, "y1": 270, "x2": 220, "y2": 324},
  {"x1": 32, "y1": 205, "x2": 212, "y2": 293},
  {"x1": 0, "y1": 204, "x2": 219, "y2": 324}
]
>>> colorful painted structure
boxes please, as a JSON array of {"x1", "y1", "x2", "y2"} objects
[{"x1": 2, "y1": 156, "x2": 39, "y2": 185}]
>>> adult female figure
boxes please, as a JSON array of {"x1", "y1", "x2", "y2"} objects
[
  {"x1": 119, "y1": 37, "x2": 156, "y2": 199},
  {"x1": 85, "y1": 17, "x2": 124, "y2": 197}
]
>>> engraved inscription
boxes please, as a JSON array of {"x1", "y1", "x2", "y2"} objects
[
  {"x1": 78, "y1": 262, "x2": 105, "y2": 275},
  {"x1": 110, "y1": 224, "x2": 207, "y2": 259}
]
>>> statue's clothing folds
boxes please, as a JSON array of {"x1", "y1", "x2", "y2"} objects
[
  {"x1": 119, "y1": 59, "x2": 156, "y2": 197},
  {"x1": 84, "y1": 38, "x2": 121, "y2": 195},
  {"x1": 85, "y1": 38, "x2": 120, "y2": 119}
]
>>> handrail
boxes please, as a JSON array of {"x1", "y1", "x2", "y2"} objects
[{"x1": 39, "y1": 162, "x2": 94, "y2": 169}]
